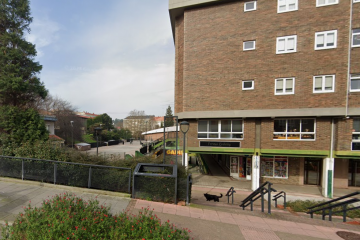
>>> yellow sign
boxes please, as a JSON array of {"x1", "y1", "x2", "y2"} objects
[{"x1": 166, "y1": 149, "x2": 183, "y2": 155}]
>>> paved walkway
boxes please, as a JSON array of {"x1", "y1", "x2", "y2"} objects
[
  {"x1": 133, "y1": 199, "x2": 360, "y2": 240},
  {"x1": 1, "y1": 178, "x2": 360, "y2": 240}
]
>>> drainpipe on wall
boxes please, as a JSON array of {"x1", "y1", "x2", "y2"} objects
[{"x1": 345, "y1": 0, "x2": 353, "y2": 117}]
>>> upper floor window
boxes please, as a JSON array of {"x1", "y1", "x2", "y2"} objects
[
  {"x1": 313, "y1": 75, "x2": 335, "y2": 93},
  {"x1": 352, "y1": 29, "x2": 360, "y2": 47},
  {"x1": 315, "y1": 30, "x2": 337, "y2": 50},
  {"x1": 352, "y1": 119, "x2": 360, "y2": 150},
  {"x1": 276, "y1": 35, "x2": 297, "y2": 54},
  {"x1": 278, "y1": 0, "x2": 298, "y2": 13},
  {"x1": 355, "y1": 0, "x2": 360, "y2": 3},
  {"x1": 244, "y1": 1, "x2": 257, "y2": 12},
  {"x1": 350, "y1": 74, "x2": 360, "y2": 92},
  {"x1": 198, "y1": 120, "x2": 243, "y2": 139},
  {"x1": 275, "y1": 78, "x2": 295, "y2": 95},
  {"x1": 243, "y1": 40, "x2": 256, "y2": 51},
  {"x1": 242, "y1": 80, "x2": 254, "y2": 90},
  {"x1": 317, "y1": 0, "x2": 339, "y2": 7},
  {"x1": 274, "y1": 119, "x2": 316, "y2": 140}
]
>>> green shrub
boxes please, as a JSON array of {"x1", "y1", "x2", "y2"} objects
[
  {"x1": 287, "y1": 199, "x2": 360, "y2": 219},
  {"x1": 2, "y1": 193, "x2": 190, "y2": 240}
]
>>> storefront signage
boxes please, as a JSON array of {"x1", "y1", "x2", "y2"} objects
[
  {"x1": 200, "y1": 141, "x2": 241, "y2": 148},
  {"x1": 165, "y1": 149, "x2": 183, "y2": 155}
]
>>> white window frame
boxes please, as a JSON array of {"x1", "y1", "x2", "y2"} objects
[
  {"x1": 354, "y1": 0, "x2": 360, "y2": 3},
  {"x1": 352, "y1": 29, "x2": 360, "y2": 47},
  {"x1": 243, "y1": 40, "x2": 256, "y2": 51},
  {"x1": 352, "y1": 118, "x2": 360, "y2": 151},
  {"x1": 242, "y1": 80, "x2": 254, "y2": 90},
  {"x1": 273, "y1": 118, "x2": 316, "y2": 141},
  {"x1": 260, "y1": 157, "x2": 289, "y2": 178},
  {"x1": 244, "y1": 1, "x2": 257, "y2": 12},
  {"x1": 315, "y1": 30, "x2": 337, "y2": 50},
  {"x1": 197, "y1": 120, "x2": 244, "y2": 139},
  {"x1": 276, "y1": 35, "x2": 297, "y2": 54},
  {"x1": 316, "y1": 0, "x2": 339, "y2": 7},
  {"x1": 350, "y1": 74, "x2": 360, "y2": 92},
  {"x1": 313, "y1": 75, "x2": 335, "y2": 93},
  {"x1": 275, "y1": 78, "x2": 295, "y2": 95},
  {"x1": 277, "y1": 0, "x2": 298, "y2": 13}
]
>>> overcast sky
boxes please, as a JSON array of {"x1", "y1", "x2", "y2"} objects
[{"x1": 27, "y1": 0, "x2": 175, "y2": 120}]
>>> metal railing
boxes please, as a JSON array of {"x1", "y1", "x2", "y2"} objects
[
  {"x1": 239, "y1": 181, "x2": 277, "y2": 214},
  {"x1": 226, "y1": 187, "x2": 236, "y2": 205},
  {"x1": 0, "y1": 156, "x2": 132, "y2": 193},
  {"x1": 307, "y1": 191, "x2": 360, "y2": 222},
  {"x1": 273, "y1": 191, "x2": 286, "y2": 209}
]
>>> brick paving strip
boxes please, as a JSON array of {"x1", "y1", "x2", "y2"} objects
[{"x1": 134, "y1": 199, "x2": 360, "y2": 240}]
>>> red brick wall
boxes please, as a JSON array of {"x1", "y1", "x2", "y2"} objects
[
  {"x1": 335, "y1": 118, "x2": 353, "y2": 151},
  {"x1": 175, "y1": 15, "x2": 184, "y2": 114},
  {"x1": 175, "y1": 0, "x2": 354, "y2": 112},
  {"x1": 349, "y1": 3, "x2": 360, "y2": 108}
]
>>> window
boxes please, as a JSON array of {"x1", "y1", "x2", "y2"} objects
[
  {"x1": 244, "y1": 1, "x2": 256, "y2": 11},
  {"x1": 278, "y1": 0, "x2": 298, "y2": 13},
  {"x1": 316, "y1": 0, "x2": 339, "y2": 7},
  {"x1": 276, "y1": 35, "x2": 297, "y2": 54},
  {"x1": 313, "y1": 75, "x2": 335, "y2": 93},
  {"x1": 350, "y1": 74, "x2": 360, "y2": 92},
  {"x1": 352, "y1": 29, "x2": 360, "y2": 47},
  {"x1": 273, "y1": 119, "x2": 316, "y2": 140},
  {"x1": 355, "y1": 0, "x2": 360, "y2": 3},
  {"x1": 243, "y1": 40, "x2": 255, "y2": 51},
  {"x1": 352, "y1": 119, "x2": 360, "y2": 150},
  {"x1": 198, "y1": 120, "x2": 243, "y2": 139},
  {"x1": 315, "y1": 30, "x2": 337, "y2": 50},
  {"x1": 275, "y1": 78, "x2": 294, "y2": 95},
  {"x1": 242, "y1": 80, "x2": 254, "y2": 90},
  {"x1": 261, "y1": 157, "x2": 288, "y2": 178}
]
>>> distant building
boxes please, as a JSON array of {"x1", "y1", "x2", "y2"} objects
[
  {"x1": 76, "y1": 111, "x2": 100, "y2": 135},
  {"x1": 123, "y1": 115, "x2": 155, "y2": 139},
  {"x1": 42, "y1": 115, "x2": 65, "y2": 147}
]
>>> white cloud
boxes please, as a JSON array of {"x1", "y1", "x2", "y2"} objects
[{"x1": 26, "y1": 16, "x2": 61, "y2": 57}]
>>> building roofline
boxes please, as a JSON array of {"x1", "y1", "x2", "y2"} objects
[{"x1": 169, "y1": 0, "x2": 236, "y2": 40}]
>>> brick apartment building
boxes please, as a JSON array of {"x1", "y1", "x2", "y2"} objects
[{"x1": 169, "y1": 0, "x2": 360, "y2": 197}]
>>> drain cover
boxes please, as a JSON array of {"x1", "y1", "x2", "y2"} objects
[{"x1": 337, "y1": 231, "x2": 360, "y2": 240}]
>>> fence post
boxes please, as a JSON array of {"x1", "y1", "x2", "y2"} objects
[
  {"x1": 186, "y1": 174, "x2": 191, "y2": 205},
  {"x1": 128, "y1": 170, "x2": 131, "y2": 194},
  {"x1": 88, "y1": 167, "x2": 92, "y2": 189},
  {"x1": 261, "y1": 188, "x2": 264, "y2": 213},
  {"x1": 22, "y1": 159, "x2": 24, "y2": 181},
  {"x1": 54, "y1": 163, "x2": 57, "y2": 185}
]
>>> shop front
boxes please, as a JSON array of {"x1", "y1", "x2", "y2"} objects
[
  {"x1": 230, "y1": 156, "x2": 252, "y2": 180},
  {"x1": 349, "y1": 159, "x2": 360, "y2": 187}
]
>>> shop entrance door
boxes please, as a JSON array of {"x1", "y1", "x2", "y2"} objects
[
  {"x1": 348, "y1": 160, "x2": 360, "y2": 187},
  {"x1": 304, "y1": 158, "x2": 321, "y2": 185},
  {"x1": 230, "y1": 156, "x2": 239, "y2": 178}
]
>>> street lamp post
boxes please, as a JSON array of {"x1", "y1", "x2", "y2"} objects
[
  {"x1": 70, "y1": 121, "x2": 74, "y2": 148},
  {"x1": 94, "y1": 127, "x2": 102, "y2": 156},
  {"x1": 180, "y1": 121, "x2": 189, "y2": 166}
]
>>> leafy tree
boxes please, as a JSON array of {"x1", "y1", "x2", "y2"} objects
[
  {"x1": 0, "y1": 0, "x2": 48, "y2": 145},
  {"x1": 87, "y1": 113, "x2": 113, "y2": 131},
  {"x1": 0, "y1": 106, "x2": 48, "y2": 146},
  {"x1": 0, "y1": 0, "x2": 47, "y2": 108},
  {"x1": 164, "y1": 105, "x2": 174, "y2": 127}
]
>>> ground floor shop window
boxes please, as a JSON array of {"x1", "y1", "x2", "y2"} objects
[{"x1": 260, "y1": 156, "x2": 288, "y2": 178}]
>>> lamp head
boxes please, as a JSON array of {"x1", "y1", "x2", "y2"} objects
[{"x1": 180, "y1": 121, "x2": 190, "y2": 134}]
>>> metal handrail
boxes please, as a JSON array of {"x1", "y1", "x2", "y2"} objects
[
  {"x1": 226, "y1": 187, "x2": 236, "y2": 205},
  {"x1": 307, "y1": 191, "x2": 360, "y2": 222},
  {"x1": 240, "y1": 182, "x2": 277, "y2": 214},
  {"x1": 273, "y1": 191, "x2": 286, "y2": 209}
]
